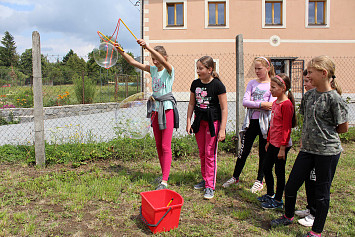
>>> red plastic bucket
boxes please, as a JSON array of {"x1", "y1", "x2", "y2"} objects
[{"x1": 140, "y1": 189, "x2": 184, "y2": 233}]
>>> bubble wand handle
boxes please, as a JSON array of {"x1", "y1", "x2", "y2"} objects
[{"x1": 120, "y1": 19, "x2": 138, "y2": 40}]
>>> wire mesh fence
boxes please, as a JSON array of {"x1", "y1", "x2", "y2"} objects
[{"x1": 0, "y1": 53, "x2": 354, "y2": 146}]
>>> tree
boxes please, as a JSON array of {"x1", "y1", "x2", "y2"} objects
[
  {"x1": 0, "y1": 31, "x2": 18, "y2": 67},
  {"x1": 62, "y1": 49, "x2": 74, "y2": 65},
  {"x1": 62, "y1": 52, "x2": 87, "y2": 84},
  {"x1": 19, "y1": 49, "x2": 48, "y2": 75},
  {"x1": 19, "y1": 49, "x2": 32, "y2": 73}
]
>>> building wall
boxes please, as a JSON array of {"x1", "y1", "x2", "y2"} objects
[{"x1": 142, "y1": 0, "x2": 355, "y2": 95}]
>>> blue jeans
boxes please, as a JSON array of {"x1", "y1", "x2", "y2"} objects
[{"x1": 284, "y1": 151, "x2": 341, "y2": 233}]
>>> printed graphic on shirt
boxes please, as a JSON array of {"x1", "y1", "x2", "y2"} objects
[
  {"x1": 252, "y1": 87, "x2": 267, "y2": 101},
  {"x1": 195, "y1": 87, "x2": 211, "y2": 109},
  {"x1": 152, "y1": 76, "x2": 166, "y2": 92}
]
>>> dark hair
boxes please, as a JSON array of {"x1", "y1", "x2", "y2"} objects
[
  {"x1": 197, "y1": 55, "x2": 220, "y2": 80},
  {"x1": 303, "y1": 69, "x2": 308, "y2": 77},
  {"x1": 271, "y1": 73, "x2": 297, "y2": 128},
  {"x1": 254, "y1": 57, "x2": 276, "y2": 78}
]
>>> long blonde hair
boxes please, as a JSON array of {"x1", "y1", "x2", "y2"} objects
[
  {"x1": 254, "y1": 56, "x2": 275, "y2": 78},
  {"x1": 307, "y1": 55, "x2": 342, "y2": 95}
]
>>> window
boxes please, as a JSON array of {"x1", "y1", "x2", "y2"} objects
[
  {"x1": 208, "y1": 2, "x2": 226, "y2": 26},
  {"x1": 262, "y1": 0, "x2": 286, "y2": 28},
  {"x1": 265, "y1": 1, "x2": 282, "y2": 25},
  {"x1": 308, "y1": 0, "x2": 326, "y2": 25},
  {"x1": 167, "y1": 3, "x2": 184, "y2": 26},
  {"x1": 163, "y1": 0, "x2": 187, "y2": 30},
  {"x1": 205, "y1": 0, "x2": 229, "y2": 28}
]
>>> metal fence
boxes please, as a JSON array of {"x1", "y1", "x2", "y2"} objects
[{"x1": 1, "y1": 53, "x2": 354, "y2": 146}]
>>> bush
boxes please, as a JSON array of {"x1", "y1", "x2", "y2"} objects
[{"x1": 73, "y1": 75, "x2": 96, "y2": 104}]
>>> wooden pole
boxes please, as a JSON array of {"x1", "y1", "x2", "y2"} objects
[
  {"x1": 32, "y1": 31, "x2": 45, "y2": 166},
  {"x1": 236, "y1": 34, "x2": 245, "y2": 154}
]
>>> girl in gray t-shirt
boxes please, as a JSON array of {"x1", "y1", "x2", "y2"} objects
[{"x1": 270, "y1": 56, "x2": 349, "y2": 237}]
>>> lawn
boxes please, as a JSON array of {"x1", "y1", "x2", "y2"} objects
[{"x1": 0, "y1": 142, "x2": 354, "y2": 236}]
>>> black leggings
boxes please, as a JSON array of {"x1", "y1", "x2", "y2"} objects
[
  {"x1": 263, "y1": 144, "x2": 291, "y2": 201},
  {"x1": 284, "y1": 151, "x2": 340, "y2": 233},
  {"x1": 233, "y1": 119, "x2": 267, "y2": 182}
]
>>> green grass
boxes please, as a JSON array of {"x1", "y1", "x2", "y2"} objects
[{"x1": 0, "y1": 138, "x2": 354, "y2": 236}]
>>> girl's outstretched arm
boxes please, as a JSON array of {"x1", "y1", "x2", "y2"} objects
[
  {"x1": 137, "y1": 39, "x2": 173, "y2": 74},
  {"x1": 114, "y1": 43, "x2": 150, "y2": 72},
  {"x1": 186, "y1": 92, "x2": 196, "y2": 135},
  {"x1": 218, "y1": 93, "x2": 228, "y2": 142}
]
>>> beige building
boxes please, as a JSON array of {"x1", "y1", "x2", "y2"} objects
[{"x1": 141, "y1": 0, "x2": 355, "y2": 99}]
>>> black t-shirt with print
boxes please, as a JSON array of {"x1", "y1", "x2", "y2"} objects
[{"x1": 190, "y1": 78, "x2": 227, "y2": 121}]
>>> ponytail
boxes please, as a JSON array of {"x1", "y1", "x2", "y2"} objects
[
  {"x1": 287, "y1": 90, "x2": 297, "y2": 128},
  {"x1": 212, "y1": 71, "x2": 220, "y2": 80},
  {"x1": 330, "y1": 76, "x2": 342, "y2": 95}
]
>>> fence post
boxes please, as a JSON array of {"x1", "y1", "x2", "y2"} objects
[
  {"x1": 115, "y1": 73, "x2": 119, "y2": 101},
  {"x1": 32, "y1": 31, "x2": 46, "y2": 166},
  {"x1": 82, "y1": 71, "x2": 85, "y2": 104},
  {"x1": 125, "y1": 75, "x2": 128, "y2": 98},
  {"x1": 236, "y1": 34, "x2": 245, "y2": 153}
]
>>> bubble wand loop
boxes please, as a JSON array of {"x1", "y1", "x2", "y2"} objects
[
  {"x1": 94, "y1": 18, "x2": 139, "y2": 69},
  {"x1": 119, "y1": 19, "x2": 138, "y2": 40}
]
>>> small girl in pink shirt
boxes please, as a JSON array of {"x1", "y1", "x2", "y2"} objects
[{"x1": 258, "y1": 74, "x2": 297, "y2": 209}]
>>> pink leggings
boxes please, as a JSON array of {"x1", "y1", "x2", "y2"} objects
[
  {"x1": 151, "y1": 109, "x2": 174, "y2": 182},
  {"x1": 195, "y1": 120, "x2": 220, "y2": 190}
]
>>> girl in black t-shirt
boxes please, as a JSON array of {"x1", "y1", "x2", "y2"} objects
[{"x1": 186, "y1": 56, "x2": 228, "y2": 199}]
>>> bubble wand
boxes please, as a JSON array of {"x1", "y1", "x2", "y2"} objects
[{"x1": 94, "y1": 19, "x2": 139, "y2": 69}]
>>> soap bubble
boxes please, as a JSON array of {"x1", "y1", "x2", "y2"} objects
[
  {"x1": 93, "y1": 42, "x2": 118, "y2": 69},
  {"x1": 115, "y1": 92, "x2": 154, "y2": 139}
]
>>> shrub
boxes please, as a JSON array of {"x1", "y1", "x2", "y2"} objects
[{"x1": 73, "y1": 75, "x2": 96, "y2": 104}]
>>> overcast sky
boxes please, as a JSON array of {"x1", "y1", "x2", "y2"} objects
[{"x1": 0, "y1": 0, "x2": 141, "y2": 59}]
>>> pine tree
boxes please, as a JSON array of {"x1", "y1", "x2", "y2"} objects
[{"x1": 0, "y1": 31, "x2": 19, "y2": 67}]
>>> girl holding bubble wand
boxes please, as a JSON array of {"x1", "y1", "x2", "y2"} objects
[
  {"x1": 271, "y1": 56, "x2": 348, "y2": 237},
  {"x1": 114, "y1": 39, "x2": 179, "y2": 190},
  {"x1": 222, "y1": 56, "x2": 276, "y2": 193},
  {"x1": 257, "y1": 74, "x2": 296, "y2": 210},
  {"x1": 186, "y1": 55, "x2": 228, "y2": 199}
]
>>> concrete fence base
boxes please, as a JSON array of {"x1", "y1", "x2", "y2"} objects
[{"x1": 0, "y1": 102, "x2": 119, "y2": 123}]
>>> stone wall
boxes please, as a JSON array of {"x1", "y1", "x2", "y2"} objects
[{"x1": 0, "y1": 102, "x2": 118, "y2": 123}]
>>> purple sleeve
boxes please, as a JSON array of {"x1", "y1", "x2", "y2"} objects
[{"x1": 243, "y1": 80, "x2": 261, "y2": 108}]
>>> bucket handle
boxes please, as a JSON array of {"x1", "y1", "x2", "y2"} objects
[{"x1": 140, "y1": 206, "x2": 172, "y2": 227}]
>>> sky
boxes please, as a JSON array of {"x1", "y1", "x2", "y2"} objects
[{"x1": 0, "y1": 0, "x2": 142, "y2": 60}]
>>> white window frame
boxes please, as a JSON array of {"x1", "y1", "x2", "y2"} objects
[
  {"x1": 205, "y1": 0, "x2": 229, "y2": 29},
  {"x1": 163, "y1": 0, "x2": 187, "y2": 30},
  {"x1": 194, "y1": 58, "x2": 220, "y2": 79},
  {"x1": 262, "y1": 0, "x2": 286, "y2": 29},
  {"x1": 305, "y1": 0, "x2": 330, "y2": 28}
]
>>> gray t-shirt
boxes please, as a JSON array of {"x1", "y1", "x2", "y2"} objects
[{"x1": 300, "y1": 89, "x2": 348, "y2": 155}]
